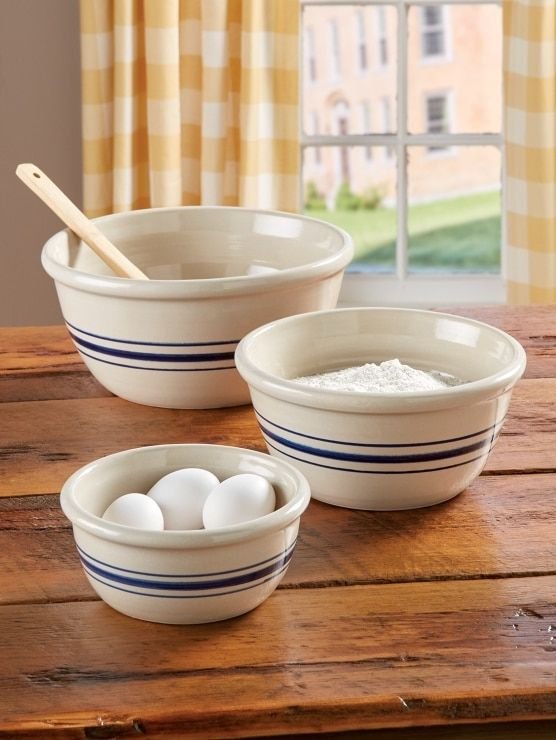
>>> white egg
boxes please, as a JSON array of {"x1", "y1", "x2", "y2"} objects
[
  {"x1": 202, "y1": 473, "x2": 276, "y2": 529},
  {"x1": 147, "y1": 468, "x2": 220, "y2": 530},
  {"x1": 102, "y1": 493, "x2": 164, "y2": 530}
]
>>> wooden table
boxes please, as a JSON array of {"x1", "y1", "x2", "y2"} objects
[{"x1": 1, "y1": 305, "x2": 556, "y2": 739}]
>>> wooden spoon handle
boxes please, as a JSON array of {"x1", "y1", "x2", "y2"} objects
[{"x1": 16, "y1": 163, "x2": 149, "y2": 280}]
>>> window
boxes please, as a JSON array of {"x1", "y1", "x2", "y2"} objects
[
  {"x1": 301, "y1": 1, "x2": 503, "y2": 307},
  {"x1": 329, "y1": 19, "x2": 342, "y2": 79},
  {"x1": 375, "y1": 6, "x2": 389, "y2": 67},
  {"x1": 311, "y1": 111, "x2": 322, "y2": 165},
  {"x1": 421, "y1": 5, "x2": 447, "y2": 59},
  {"x1": 355, "y1": 10, "x2": 368, "y2": 73},
  {"x1": 425, "y1": 92, "x2": 451, "y2": 152},
  {"x1": 305, "y1": 27, "x2": 317, "y2": 83},
  {"x1": 360, "y1": 101, "x2": 372, "y2": 160}
]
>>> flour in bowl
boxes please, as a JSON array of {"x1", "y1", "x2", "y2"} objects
[{"x1": 293, "y1": 359, "x2": 462, "y2": 393}]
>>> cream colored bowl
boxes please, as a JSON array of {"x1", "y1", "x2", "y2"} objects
[
  {"x1": 60, "y1": 444, "x2": 311, "y2": 624},
  {"x1": 235, "y1": 307, "x2": 527, "y2": 510},
  {"x1": 41, "y1": 207, "x2": 353, "y2": 408}
]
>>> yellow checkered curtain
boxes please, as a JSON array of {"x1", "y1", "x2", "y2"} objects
[
  {"x1": 80, "y1": 0, "x2": 299, "y2": 217},
  {"x1": 504, "y1": 0, "x2": 556, "y2": 303}
]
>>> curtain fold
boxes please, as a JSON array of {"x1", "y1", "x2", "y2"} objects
[
  {"x1": 80, "y1": 0, "x2": 299, "y2": 216},
  {"x1": 504, "y1": 0, "x2": 555, "y2": 303}
]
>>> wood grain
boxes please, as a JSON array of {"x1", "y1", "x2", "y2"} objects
[
  {"x1": 1, "y1": 310, "x2": 555, "y2": 738},
  {"x1": 2, "y1": 471, "x2": 556, "y2": 607},
  {"x1": 0, "y1": 306, "x2": 554, "y2": 403},
  {"x1": 1, "y1": 576, "x2": 555, "y2": 737},
  {"x1": 0, "y1": 377, "x2": 554, "y2": 498}
]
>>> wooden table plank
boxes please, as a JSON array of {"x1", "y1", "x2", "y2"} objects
[
  {"x1": 1, "y1": 576, "x2": 555, "y2": 737},
  {"x1": 0, "y1": 378, "x2": 554, "y2": 499},
  {"x1": 1, "y1": 472, "x2": 555, "y2": 606},
  {"x1": 0, "y1": 306, "x2": 554, "y2": 403},
  {"x1": 1, "y1": 310, "x2": 555, "y2": 738}
]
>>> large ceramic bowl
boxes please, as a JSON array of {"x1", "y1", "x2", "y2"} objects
[
  {"x1": 42, "y1": 207, "x2": 353, "y2": 408},
  {"x1": 60, "y1": 444, "x2": 311, "y2": 624},
  {"x1": 235, "y1": 307, "x2": 527, "y2": 511}
]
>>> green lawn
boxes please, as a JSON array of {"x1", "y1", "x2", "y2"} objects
[{"x1": 305, "y1": 191, "x2": 501, "y2": 272}]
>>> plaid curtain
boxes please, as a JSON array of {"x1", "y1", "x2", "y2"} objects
[
  {"x1": 504, "y1": 0, "x2": 556, "y2": 303},
  {"x1": 80, "y1": 0, "x2": 299, "y2": 216}
]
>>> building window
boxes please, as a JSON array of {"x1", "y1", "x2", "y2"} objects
[
  {"x1": 355, "y1": 10, "x2": 368, "y2": 73},
  {"x1": 305, "y1": 27, "x2": 317, "y2": 83},
  {"x1": 421, "y1": 5, "x2": 446, "y2": 59},
  {"x1": 329, "y1": 19, "x2": 342, "y2": 79},
  {"x1": 360, "y1": 101, "x2": 372, "y2": 160},
  {"x1": 425, "y1": 92, "x2": 451, "y2": 152},
  {"x1": 311, "y1": 111, "x2": 322, "y2": 165},
  {"x1": 380, "y1": 97, "x2": 394, "y2": 159},
  {"x1": 375, "y1": 6, "x2": 389, "y2": 67}
]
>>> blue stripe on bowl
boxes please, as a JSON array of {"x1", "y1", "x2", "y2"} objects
[
  {"x1": 65, "y1": 320, "x2": 240, "y2": 347},
  {"x1": 258, "y1": 422, "x2": 493, "y2": 465},
  {"x1": 76, "y1": 540, "x2": 296, "y2": 578},
  {"x1": 255, "y1": 409, "x2": 501, "y2": 448},
  {"x1": 77, "y1": 541, "x2": 295, "y2": 596},
  {"x1": 83, "y1": 560, "x2": 291, "y2": 600},
  {"x1": 69, "y1": 331, "x2": 236, "y2": 364},
  {"x1": 75, "y1": 348, "x2": 236, "y2": 372},
  {"x1": 65, "y1": 321, "x2": 240, "y2": 372},
  {"x1": 263, "y1": 437, "x2": 494, "y2": 476}
]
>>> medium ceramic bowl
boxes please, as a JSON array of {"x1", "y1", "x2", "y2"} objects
[
  {"x1": 235, "y1": 307, "x2": 527, "y2": 510},
  {"x1": 60, "y1": 444, "x2": 311, "y2": 624},
  {"x1": 42, "y1": 207, "x2": 353, "y2": 408}
]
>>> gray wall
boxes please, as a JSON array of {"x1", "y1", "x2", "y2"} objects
[{"x1": 0, "y1": 0, "x2": 82, "y2": 325}]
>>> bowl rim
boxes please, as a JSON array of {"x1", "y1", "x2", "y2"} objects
[
  {"x1": 41, "y1": 205, "x2": 354, "y2": 298},
  {"x1": 60, "y1": 443, "x2": 311, "y2": 548},
  {"x1": 234, "y1": 306, "x2": 528, "y2": 413}
]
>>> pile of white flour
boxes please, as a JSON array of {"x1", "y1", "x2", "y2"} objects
[{"x1": 294, "y1": 358, "x2": 461, "y2": 393}]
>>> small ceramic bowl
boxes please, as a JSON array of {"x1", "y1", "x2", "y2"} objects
[
  {"x1": 235, "y1": 307, "x2": 527, "y2": 511},
  {"x1": 41, "y1": 206, "x2": 353, "y2": 409},
  {"x1": 60, "y1": 444, "x2": 311, "y2": 624}
]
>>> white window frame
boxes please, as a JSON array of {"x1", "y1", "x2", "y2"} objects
[{"x1": 300, "y1": 0, "x2": 505, "y2": 307}]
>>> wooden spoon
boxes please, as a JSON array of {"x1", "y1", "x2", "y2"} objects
[{"x1": 16, "y1": 163, "x2": 149, "y2": 280}]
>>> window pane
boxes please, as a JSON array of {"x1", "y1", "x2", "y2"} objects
[
  {"x1": 407, "y1": 146, "x2": 501, "y2": 273},
  {"x1": 302, "y1": 4, "x2": 397, "y2": 135},
  {"x1": 303, "y1": 146, "x2": 397, "y2": 274},
  {"x1": 408, "y1": 4, "x2": 502, "y2": 134}
]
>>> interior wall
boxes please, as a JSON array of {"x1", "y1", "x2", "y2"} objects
[{"x1": 0, "y1": 0, "x2": 82, "y2": 326}]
